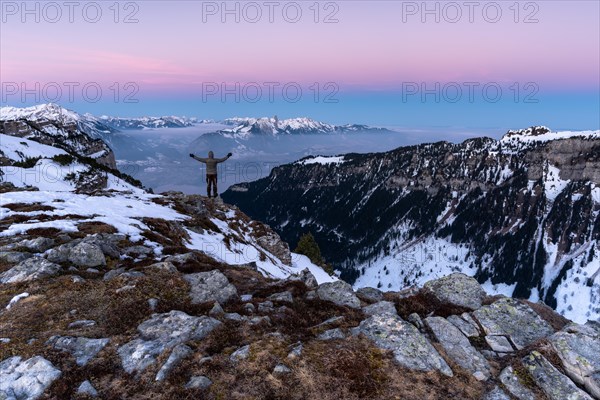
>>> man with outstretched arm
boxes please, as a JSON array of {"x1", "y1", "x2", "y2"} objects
[{"x1": 190, "y1": 151, "x2": 232, "y2": 198}]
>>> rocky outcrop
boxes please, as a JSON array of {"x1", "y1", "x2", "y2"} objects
[
  {"x1": 423, "y1": 273, "x2": 487, "y2": 311},
  {"x1": 352, "y1": 314, "x2": 453, "y2": 377},
  {"x1": 522, "y1": 351, "x2": 593, "y2": 400},
  {"x1": 0, "y1": 257, "x2": 61, "y2": 283},
  {"x1": 0, "y1": 356, "x2": 61, "y2": 400},
  {"x1": 316, "y1": 281, "x2": 361, "y2": 309},
  {"x1": 118, "y1": 311, "x2": 221, "y2": 374},
  {"x1": 472, "y1": 298, "x2": 555, "y2": 350},
  {"x1": 183, "y1": 270, "x2": 238, "y2": 304},
  {"x1": 46, "y1": 336, "x2": 109, "y2": 367},
  {"x1": 424, "y1": 316, "x2": 490, "y2": 380}
]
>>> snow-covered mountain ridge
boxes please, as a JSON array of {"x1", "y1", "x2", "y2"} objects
[{"x1": 224, "y1": 126, "x2": 600, "y2": 323}]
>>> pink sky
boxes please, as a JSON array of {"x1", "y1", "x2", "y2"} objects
[{"x1": 1, "y1": 1, "x2": 599, "y2": 93}]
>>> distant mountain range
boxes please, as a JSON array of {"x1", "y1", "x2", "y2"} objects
[{"x1": 223, "y1": 126, "x2": 600, "y2": 323}]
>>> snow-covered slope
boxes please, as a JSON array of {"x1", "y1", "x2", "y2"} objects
[{"x1": 224, "y1": 127, "x2": 600, "y2": 323}]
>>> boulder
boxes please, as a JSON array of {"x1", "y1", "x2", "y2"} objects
[
  {"x1": 0, "y1": 356, "x2": 61, "y2": 400},
  {"x1": 499, "y1": 365, "x2": 536, "y2": 400},
  {"x1": 0, "y1": 257, "x2": 61, "y2": 283},
  {"x1": 356, "y1": 287, "x2": 385, "y2": 303},
  {"x1": 288, "y1": 268, "x2": 318, "y2": 289},
  {"x1": 118, "y1": 311, "x2": 221, "y2": 374},
  {"x1": 268, "y1": 291, "x2": 294, "y2": 304},
  {"x1": 46, "y1": 336, "x2": 109, "y2": 366},
  {"x1": 68, "y1": 242, "x2": 106, "y2": 267},
  {"x1": 423, "y1": 273, "x2": 486, "y2": 311},
  {"x1": 317, "y1": 328, "x2": 345, "y2": 341},
  {"x1": 316, "y1": 281, "x2": 361, "y2": 309},
  {"x1": 485, "y1": 335, "x2": 514, "y2": 353},
  {"x1": 0, "y1": 251, "x2": 32, "y2": 264},
  {"x1": 522, "y1": 351, "x2": 593, "y2": 400},
  {"x1": 424, "y1": 316, "x2": 490, "y2": 380},
  {"x1": 473, "y1": 298, "x2": 554, "y2": 349},
  {"x1": 550, "y1": 323, "x2": 600, "y2": 398},
  {"x1": 362, "y1": 301, "x2": 397, "y2": 316},
  {"x1": 447, "y1": 314, "x2": 480, "y2": 338},
  {"x1": 230, "y1": 345, "x2": 251, "y2": 362},
  {"x1": 77, "y1": 380, "x2": 98, "y2": 397},
  {"x1": 483, "y1": 387, "x2": 511, "y2": 400},
  {"x1": 155, "y1": 344, "x2": 193, "y2": 381},
  {"x1": 273, "y1": 364, "x2": 292, "y2": 375},
  {"x1": 19, "y1": 237, "x2": 55, "y2": 253},
  {"x1": 46, "y1": 242, "x2": 77, "y2": 263},
  {"x1": 185, "y1": 376, "x2": 212, "y2": 390},
  {"x1": 146, "y1": 261, "x2": 177, "y2": 273},
  {"x1": 183, "y1": 270, "x2": 238, "y2": 304},
  {"x1": 352, "y1": 314, "x2": 453, "y2": 376}
]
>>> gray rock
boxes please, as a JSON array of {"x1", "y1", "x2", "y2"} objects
[
  {"x1": 407, "y1": 313, "x2": 424, "y2": 330},
  {"x1": 103, "y1": 268, "x2": 126, "y2": 280},
  {"x1": 250, "y1": 316, "x2": 271, "y2": 325},
  {"x1": 305, "y1": 290, "x2": 317, "y2": 301},
  {"x1": 499, "y1": 365, "x2": 536, "y2": 400},
  {"x1": 77, "y1": 380, "x2": 98, "y2": 397},
  {"x1": 68, "y1": 242, "x2": 106, "y2": 267},
  {"x1": 165, "y1": 252, "x2": 197, "y2": 266},
  {"x1": 258, "y1": 301, "x2": 274, "y2": 313},
  {"x1": 316, "y1": 281, "x2": 361, "y2": 309},
  {"x1": 243, "y1": 303, "x2": 255, "y2": 314},
  {"x1": 473, "y1": 298, "x2": 554, "y2": 350},
  {"x1": 356, "y1": 287, "x2": 384, "y2": 303},
  {"x1": 67, "y1": 320, "x2": 96, "y2": 329},
  {"x1": 224, "y1": 313, "x2": 246, "y2": 322},
  {"x1": 230, "y1": 345, "x2": 251, "y2": 362},
  {"x1": 146, "y1": 261, "x2": 177, "y2": 273},
  {"x1": 273, "y1": 364, "x2": 292, "y2": 375},
  {"x1": 148, "y1": 298, "x2": 159, "y2": 311},
  {"x1": 46, "y1": 242, "x2": 77, "y2": 263},
  {"x1": 352, "y1": 314, "x2": 453, "y2": 376},
  {"x1": 550, "y1": 323, "x2": 600, "y2": 398},
  {"x1": 317, "y1": 328, "x2": 345, "y2": 341},
  {"x1": 363, "y1": 301, "x2": 397, "y2": 316},
  {"x1": 0, "y1": 257, "x2": 61, "y2": 283},
  {"x1": 447, "y1": 314, "x2": 480, "y2": 337},
  {"x1": 0, "y1": 356, "x2": 61, "y2": 400},
  {"x1": 424, "y1": 316, "x2": 490, "y2": 380},
  {"x1": 83, "y1": 236, "x2": 120, "y2": 259},
  {"x1": 288, "y1": 268, "x2": 318, "y2": 289},
  {"x1": 184, "y1": 270, "x2": 238, "y2": 304},
  {"x1": 485, "y1": 335, "x2": 514, "y2": 353},
  {"x1": 287, "y1": 342, "x2": 303, "y2": 359},
  {"x1": 313, "y1": 316, "x2": 345, "y2": 329},
  {"x1": 185, "y1": 375, "x2": 212, "y2": 390},
  {"x1": 522, "y1": 351, "x2": 593, "y2": 400},
  {"x1": 155, "y1": 344, "x2": 193, "y2": 381},
  {"x1": 124, "y1": 245, "x2": 153, "y2": 258},
  {"x1": 19, "y1": 237, "x2": 55, "y2": 253},
  {"x1": 483, "y1": 386, "x2": 511, "y2": 400},
  {"x1": 209, "y1": 302, "x2": 224, "y2": 317},
  {"x1": 118, "y1": 311, "x2": 221, "y2": 374},
  {"x1": 71, "y1": 275, "x2": 85, "y2": 283},
  {"x1": 268, "y1": 291, "x2": 294, "y2": 304},
  {"x1": 0, "y1": 251, "x2": 33, "y2": 264},
  {"x1": 46, "y1": 336, "x2": 109, "y2": 366},
  {"x1": 423, "y1": 273, "x2": 486, "y2": 310},
  {"x1": 240, "y1": 294, "x2": 253, "y2": 302}
]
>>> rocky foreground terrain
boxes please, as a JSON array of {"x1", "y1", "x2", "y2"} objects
[{"x1": 0, "y1": 189, "x2": 599, "y2": 399}]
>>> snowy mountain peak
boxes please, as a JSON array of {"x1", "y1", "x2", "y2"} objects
[
  {"x1": 220, "y1": 116, "x2": 388, "y2": 137},
  {"x1": 501, "y1": 126, "x2": 599, "y2": 144}
]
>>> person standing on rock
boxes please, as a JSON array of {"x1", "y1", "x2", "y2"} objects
[{"x1": 190, "y1": 151, "x2": 232, "y2": 198}]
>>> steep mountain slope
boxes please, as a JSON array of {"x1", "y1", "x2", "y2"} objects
[{"x1": 223, "y1": 127, "x2": 600, "y2": 323}]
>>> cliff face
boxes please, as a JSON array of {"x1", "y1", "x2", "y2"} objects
[{"x1": 223, "y1": 128, "x2": 600, "y2": 323}]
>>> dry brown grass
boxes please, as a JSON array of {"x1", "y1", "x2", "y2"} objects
[
  {"x1": 3, "y1": 203, "x2": 55, "y2": 212},
  {"x1": 393, "y1": 290, "x2": 472, "y2": 319},
  {"x1": 76, "y1": 221, "x2": 118, "y2": 235}
]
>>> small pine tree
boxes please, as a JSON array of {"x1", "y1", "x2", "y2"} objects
[{"x1": 294, "y1": 232, "x2": 334, "y2": 275}]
